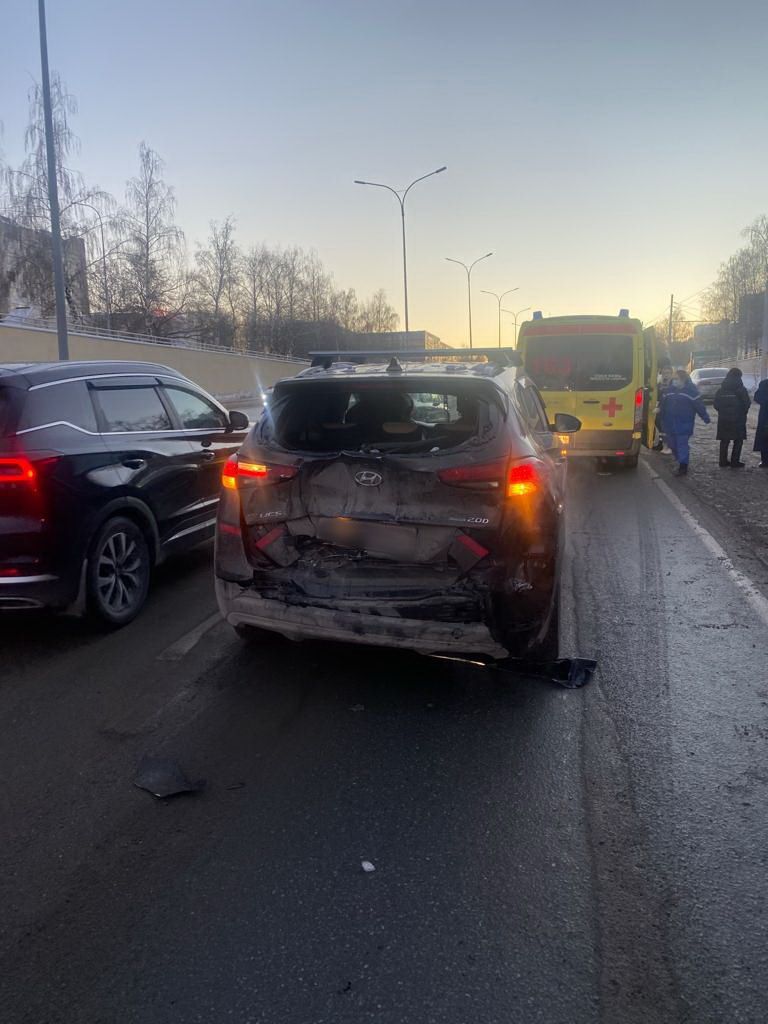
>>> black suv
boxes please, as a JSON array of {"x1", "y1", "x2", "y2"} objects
[
  {"x1": 215, "y1": 349, "x2": 580, "y2": 659},
  {"x1": 0, "y1": 361, "x2": 248, "y2": 624}
]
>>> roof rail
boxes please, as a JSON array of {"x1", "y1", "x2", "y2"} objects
[{"x1": 308, "y1": 348, "x2": 521, "y2": 368}]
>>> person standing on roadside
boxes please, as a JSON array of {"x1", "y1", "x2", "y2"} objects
[
  {"x1": 659, "y1": 369, "x2": 711, "y2": 476},
  {"x1": 754, "y1": 377, "x2": 768, "y2": 467},
  {"x1": 713, "y1": 367, "x2": 751, "y2": 468}
]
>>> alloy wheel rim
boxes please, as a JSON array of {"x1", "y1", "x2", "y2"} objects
[{"x1": 97, "y1": 531, "x2": 143, "y2": 613}]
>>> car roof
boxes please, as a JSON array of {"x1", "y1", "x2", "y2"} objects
[{"x1": 0, "y1": 360, "x2": 189, "y2": 389}]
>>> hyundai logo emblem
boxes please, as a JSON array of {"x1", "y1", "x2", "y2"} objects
[{"x1": 355, "y1": 470, "x2": 383, "y2": 487}]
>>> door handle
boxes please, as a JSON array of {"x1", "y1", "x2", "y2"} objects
[
  {"x1": 582, "y1": 400, "x2": 600, "y2": 404},
  {"x1": 121, "y1": 458, "x2": 147, "y2": 470},
  {"x1": 200, "y1": 450, "x2": 216, "y2": 461}
]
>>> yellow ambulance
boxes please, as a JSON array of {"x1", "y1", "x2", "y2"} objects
[{"x1": 516, "y1": 312, "x2": 658, "y2": 468}]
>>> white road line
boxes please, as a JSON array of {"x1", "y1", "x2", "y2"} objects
[
  {"x1": 642, "y1": 460, "x2": 768, "y2": 628},
  {"x1": 157, "y1": 612, "x2": 224, "y2": 661}
]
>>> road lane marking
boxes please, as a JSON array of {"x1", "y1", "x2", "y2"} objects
[
  {"x1": 157, "y1": 612, "x2": 224, "y2": 661},
  {"x1": 642, "y1": 460, "x2": 768, "y2": 628}
]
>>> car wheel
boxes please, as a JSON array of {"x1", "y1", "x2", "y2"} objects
[
  {"x1": 622, "y1": 454, "x2": 639, "y2": 469},
  {"x1": 87, "y1": 516, "x2": 151, "y2": 627},
  {"x1": 532, "y1": 585, "x2": 560, "y2": 660}
]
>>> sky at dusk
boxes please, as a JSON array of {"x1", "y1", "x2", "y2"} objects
[{"x1": 2, "y1": 0, "x2": 767, "y2": 346}]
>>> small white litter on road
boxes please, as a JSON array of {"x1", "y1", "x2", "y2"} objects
[{"x1": 361, "y1": 860, "x2": 376, "y2": 873}]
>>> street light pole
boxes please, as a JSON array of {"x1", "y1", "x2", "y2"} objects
[
  {"x1": 502, "y1": 306, "x2": 532, "y2": 345},
  {"x1": 481, "y1": 287, "x2": 519, "y2": 347},
  {"x1": 354, "y1": 166, "x2": 446, "y2": 333},
  {"x1": 37, "y1": 0, "x2": 68, "y2": 360},
  {"x1": 446, "y1": 253, "x2": 494, "y2": 348}
]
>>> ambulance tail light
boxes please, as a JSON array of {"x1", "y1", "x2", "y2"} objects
[{"x1": 633, "y1": 388, "x2": 644, "y2": 431}]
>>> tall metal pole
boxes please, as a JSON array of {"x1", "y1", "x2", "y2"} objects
[
  {"x1": 400, "y1": 201, "x2": 408, "y2": 333},
  {"x1": 446, "y1": 253, "x2": 493, "y2": 348},
  {"x1": 481, "y1": 287, "x2": 519, "y2": 346},
  {"x1": 668, "y1": 292, "x2": 674, "y2": 354},
  {"x1": 503, "y1": 306, "x2": 531, "y2": 346},
  {"x1": 38, "y1": 0, "x2": 69, "y2": 360},
  {"x1": 354, "y1": 167, "x2": 446, "y2": 335}
]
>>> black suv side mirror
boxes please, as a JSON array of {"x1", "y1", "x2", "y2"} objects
[
  {"x1": 228, "y1": 410, "x2": 250, "y2": 431},
  {"x1": 551, "y1": 412, "x2": 581, "y2": 434}
]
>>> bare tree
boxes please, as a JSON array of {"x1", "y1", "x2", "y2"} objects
[
  {"x1": 192, "y1": 216, "x2": 242, "y2": 347},
  {"x1": 0, "y1": 75, "x2": 112, "y2": 318},
  {"x1": 355, "y1": 288, "x2": 399, "y2": 333},
  {"x1": 114, "y1": 143, "x2": 187, "y2": 334}
]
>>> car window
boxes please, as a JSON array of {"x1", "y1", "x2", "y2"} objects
[
  {"x1": 18, "y1": 381, "x2": 98, "y2": 434},
  {"x1": 94, "y1": 386, "x2": 173, "y2": 433},
  {"x1": 164, "y1": 386, "x2": 228, "y2": 430},
  {"x1": 525, "y1": 334, "x2": 634, "y2": 391},
  {"x1": 517, "y1": 383, "x2": 550, "y2": 433},
  {"x1": 0, "y1": 388, "x2": 12, "y2": 436}
]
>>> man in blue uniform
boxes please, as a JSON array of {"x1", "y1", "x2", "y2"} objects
[{"x1": 659, "y1": 369, "x2": 711, "y2": 476}]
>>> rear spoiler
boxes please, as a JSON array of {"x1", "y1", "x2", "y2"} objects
[{"x1": 309, "y1": 348, "x2": 522, "y2": 369}]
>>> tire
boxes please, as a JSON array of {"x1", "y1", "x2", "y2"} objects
[
  {"x1": 495, "y1": 579, "x2": 559, "y2": 660},
  {"x1": 623, "y1": 454, "x2": 639, "y2": 469},
  {"x1": 531, "y1": 584, "x2": 560, "y2": 661},
  {"x1": 86, "y1": 516, "x2": 151, "y2": 627}
]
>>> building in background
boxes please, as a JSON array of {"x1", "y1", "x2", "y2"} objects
[{"x1": 0, "y1": 216, "x2": 90, "y2": 320}]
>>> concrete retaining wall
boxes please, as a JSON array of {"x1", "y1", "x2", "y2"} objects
[{"x1": 0, "y1": 324, "x2": 307, "y2": 398}]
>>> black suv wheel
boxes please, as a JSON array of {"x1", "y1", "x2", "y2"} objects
[{"x1": 87, "y1": 517, "x2": 151, "y2": 626}]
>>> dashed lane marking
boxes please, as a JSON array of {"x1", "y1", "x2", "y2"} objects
[
  {"x1": 157, "y1": 611, "x2": 224, "y2": 661},
  {"x1": 642, "y1": 460, "x2": 768, "y2": 629}
]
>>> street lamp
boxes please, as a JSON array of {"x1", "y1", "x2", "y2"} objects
[
  {"x1": 502, "y1": 306, "x2": 532, "y2": 345},
  {"x1": 354, "y1": 166, "x2": 447, "y2": 333},
  {"x1": 445, "y1": 253, "x2": 493, "y2": 348},
  {"x1": 37, "y1": 0, "x2": 68, "y2": 360},
  {"x1": 481, "y1": 287, "x2": 519, "y2": 347}
]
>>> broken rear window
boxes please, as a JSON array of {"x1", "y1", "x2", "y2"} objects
[{"x1": 259, "y1": 380, "x2": 501, "y2": 453}]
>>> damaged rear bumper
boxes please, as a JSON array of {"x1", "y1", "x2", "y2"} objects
[{"x1": 216, "y1": 578, "x2": 510, "y2": 659}]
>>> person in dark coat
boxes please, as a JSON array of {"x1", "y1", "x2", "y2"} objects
[
  {"x1": 754, "y1": 378, "x2": 768, "y2": 467},
  {"x1": 713, "y1": 367, "x2": 751, "y2": 468},
  {"x1": 659, "y1": 370, "x2": 711, "y2": 476}
]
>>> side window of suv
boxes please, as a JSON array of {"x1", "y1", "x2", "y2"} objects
[
  {"x1": 163, "y1": 386, "x2": 228, "y2": 430},
  {"x1": 18, "y1": 381, "x2": 98, "y2": 434},
  {"x1": 93, "y1": 386, "x2": 173, "y2": 433},
  {"x1": 517, "y1": 383, "x2": 551, "y2": 434}
]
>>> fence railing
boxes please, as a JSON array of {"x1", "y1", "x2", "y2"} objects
[{"x1": 0, "y1": 314, "x2": 307, "y2": 363}]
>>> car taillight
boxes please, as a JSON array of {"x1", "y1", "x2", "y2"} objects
[
  {"x1": 634, "y1": 388, "x2": 644, "y2": 430},
  {"x1": 0, "y1": 457, "x2": 37, "y2": 485},
  {"x1": 222, "y1": 455, "x2": 298, "y2": 489},
  {"x1": 439, "y1": 458, "x2": 540, "y2": 498},
  {"x1": 507, "y1": 461, "x2": 539, "y2": 497},
  {"x1": 438, "y1": 459, "x2": 507, "y2": 490}
]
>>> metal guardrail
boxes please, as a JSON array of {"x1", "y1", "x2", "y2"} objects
[{"x1": 0, "y1": 314, "x2": 307, "y2": 363}]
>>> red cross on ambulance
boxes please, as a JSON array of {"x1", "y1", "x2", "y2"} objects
[{"x1": 602, "y1": 397, "x2": 623, "y2": 418}]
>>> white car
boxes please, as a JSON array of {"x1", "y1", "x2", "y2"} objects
[{"x1": 690, "y1": 367, "x2": 729, "y2": 402}]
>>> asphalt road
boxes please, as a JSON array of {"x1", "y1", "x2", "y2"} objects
[{"x1": 1, "y1": 457, "x2": 766, "y2": 1024}]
